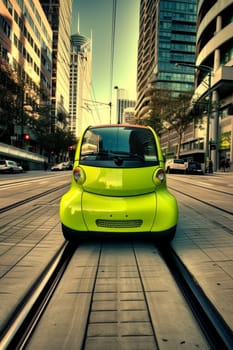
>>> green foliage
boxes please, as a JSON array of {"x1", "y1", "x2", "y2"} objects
[
  {"x1": 146, "y1": 88, "x2": 203, "y2": 158},
  {"x1": 0, "y1": 58, "x2": 18, "y2": 142},
  {"x1": 0, "y1": 58, "x2": 76, "y2": 156},
  {"x1": 28, "y1": 114, "x2": 77, "y2": 156}
]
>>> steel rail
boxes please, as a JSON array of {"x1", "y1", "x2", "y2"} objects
[
  {"x1": 168, "y1": 177, "x2": 233, "y2": 197},
  {"x1": 169, "y1": 186, "x2": 233, "y2": 216},
  {"x1": 160, "y1": 246, "x2": 233, "y2": 350},
  {"x1": 0, "y1": 242, "x2": 76, "y2": 350},
  {"x1": 0, "y1": 184, "x2": 69, "y2": 214}
]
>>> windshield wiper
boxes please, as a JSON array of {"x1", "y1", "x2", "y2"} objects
[
  {"x1": 109, "y1": 151, "x2": 145, "y2": 162},
  {"x1": 81, "y1": 150, "x2": 115, "y2": 159}
]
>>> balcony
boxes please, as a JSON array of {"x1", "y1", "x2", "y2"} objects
[{"x1": 195, "y1": 65, "x2": 233, "y2": 100}]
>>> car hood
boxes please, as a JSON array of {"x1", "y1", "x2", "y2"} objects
[{"x1": 81, "y1": 165, "x2": 157, "y2": 196}]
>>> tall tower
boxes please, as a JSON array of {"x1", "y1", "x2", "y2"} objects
[
  {"x1": 39, "y1": 0, "x2": 72, "y2": 131},
  {"x1": 136, "y1": 0, "x2": 197, "y2": 121},
  {"x1": 70, "y1": 32, "x2": 92, "y2": 137}
]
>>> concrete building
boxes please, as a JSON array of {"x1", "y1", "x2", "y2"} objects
[
  {"x1": 0, "y1": 0, "x2": 52, "y2": 158},
  {"x1": 193, "y1": 0, "x2": 233, "y2": 171},
  {"x1": 123, "y1": 107, "x2": 136, "y2": 124},
  {"x1": 70, "y1": 32, "x2": 92, "y2": 138},
  {"x1": 39, "y1": 0, "x2": 72, "y2": 131},
  {"x1": 114, "y1": 88, "x2": 135, "y2": 124}
]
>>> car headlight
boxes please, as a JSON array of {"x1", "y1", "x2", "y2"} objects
[
  {"x1": 153, "y1": 168, "x2": 165, "y2": 185},
  {"x1": 73, "y1": 167, "x2": 86, "y2": 184}
]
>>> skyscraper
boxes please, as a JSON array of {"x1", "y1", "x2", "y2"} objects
[
  {"x1": 135, "y1": 0, "x2": 196, "y2": 121},
  {"x1": 70, "y1": 32, "x2": 92, "y2": 137},
  {"x1": 39, "y1": 0, "x2": 72, "y2": 131}
]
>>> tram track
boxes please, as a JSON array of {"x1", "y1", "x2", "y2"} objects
[
  {"x1": 160, "y1": 246, "x2": 233, "y2": 349},
  {"x1": 0, "y1": 242, "x2": 76, "y2": 350},
  {"x1": 0, "y1": 184, "x2": 69, "y2": 214},
  {"x1": 170, "y1": 186, "x2": 233, "y2": 216},
  {"x1": 1, "y1": 240, "x2": 232, "y2": 349},
  {"x1": 168, "y1": 178, "x2": 233, "y2": 217}
]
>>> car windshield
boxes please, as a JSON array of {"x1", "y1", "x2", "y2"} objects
[{"x1": 79, "y1": 126, "x2": 159, "y2": 168}]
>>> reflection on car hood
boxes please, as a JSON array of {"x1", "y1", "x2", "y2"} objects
[{"x1": 82, "y1": 165, "x2": 156, "y2": 196}]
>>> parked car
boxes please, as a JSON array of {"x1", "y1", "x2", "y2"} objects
[
  {"x1": 165, "y1": 158, "x2": 186, "y2": 174},
  {"x1": 0, "y1": 160, "x2": 23, "y2": 173},
  {"x1": 51, "y1": 162, "x2": 71, "y2": 171},
  {"x1": 186, "y1": 161, "x2": 204, "y2": 175},
  {"x1": 60, "y1": 124, "x2": 178, "y2": 243}
]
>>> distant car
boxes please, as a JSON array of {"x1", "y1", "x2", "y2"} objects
[
  {"x1": 17, "y1": 164, "x2": 24, "y2": 172},
  {"x1": 60, "y1": 124, "x2": 178, "y2": 243},
  {"x1": 0, "y1": 160, "x2": 23, "y2": 173},
  {"x1": 186, "y1": 161, "x2": 204, "y2": 175},
  {"x1": 51, "y1": 162, "x2": 70, "y2": 171},
  {"x1": 165, "y1": 159, "x2": 186, "y2": 174}
]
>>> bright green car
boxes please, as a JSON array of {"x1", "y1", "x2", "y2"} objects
[{"x1": 60, "y1": 124, "x2": 178, "y2": 242}]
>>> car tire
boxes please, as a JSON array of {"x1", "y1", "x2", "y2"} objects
[
  {"x1": 62, "y1": 224, "x2": 80, "y2": 242},
  {"x1": 155, "y1": 227, "x2": 176, "y2": 246}
]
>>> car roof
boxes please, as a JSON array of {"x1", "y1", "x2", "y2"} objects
[{"x1": 87, "y1": 124, "x2": 150, "y2": 130}]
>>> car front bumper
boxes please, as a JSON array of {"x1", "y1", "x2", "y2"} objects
[{"x1": 60, "y1": 189, "x2": 178, "y2": 235}]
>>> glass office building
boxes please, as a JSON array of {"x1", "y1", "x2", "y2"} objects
[{"x1": 135, "y1": 0, "x2": 197, "y2": 120}]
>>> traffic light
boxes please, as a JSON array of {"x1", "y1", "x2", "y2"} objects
[
  {"x1": 210, "y1": 143, "x2": 216, "y2": 150},
  {"x1": 23, "y1": 133, "x2": 30, "y2": 141}
]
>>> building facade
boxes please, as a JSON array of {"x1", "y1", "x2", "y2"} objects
[
  {"x1": 0, "y1": 0, "x2": 52, "y2": 145},
  {"x1": 135, "y1": 0, "x2": 197, "y2": 122},
  {"x1": 193, "y1": 0, "x2": 233, "y2": 170},
  {"x1": 39, "y1": 0, "x2": 72, "y2": 131},
  {"x1": 136, "y1": 0, "x2": 233, "y2": 171},
  {"x1": 115, "y1": 88, "x2": 135, "y2": 124}
]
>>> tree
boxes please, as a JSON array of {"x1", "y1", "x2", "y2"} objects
[
  {"x1": 0, "y1": 58, "x2": 18, "y2": 143},
  {"x1": 162, "y1": 92, "x2": 196, "y2": 158},
  {"x1": 28, "y1": 109, "x2": 77, "y2": 159},
  {"x1": 147, "y1": 89, "x2": 202, "y2": 158}
]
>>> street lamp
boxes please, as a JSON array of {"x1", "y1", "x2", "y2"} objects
[
  {"x1": 175, "y1": 62, "x2": 212, "y2": 171},
  {"x1": 114, "y1": 86, "x2": 120, "y2": 124}
]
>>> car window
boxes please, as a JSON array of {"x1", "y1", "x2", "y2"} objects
[
  {"x1": 80, "y1": 126, "x2": 159, "y2": 168},
  {"x1": 174, "y1": 159, "x2": 185, "y2": 164}
]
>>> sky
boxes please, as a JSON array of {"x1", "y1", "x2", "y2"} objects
[{"x1": 71, "y1": 0, "x2": 140, "y2": 109}]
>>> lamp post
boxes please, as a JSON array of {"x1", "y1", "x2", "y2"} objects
[
  {"x1": 114, "y1": 86, "x2": 120, "y2": 124},
  {"x1": 175, "y1": 62, "x2": 212, "y2": 171}
]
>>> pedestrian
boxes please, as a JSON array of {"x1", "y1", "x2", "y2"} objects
[
  {"x1": 225, "y1": 158, "x2": 230, "y2": 171},
  {"x1": 220, "y1": 157, "x2": 226, "y2": 172},
  {"x1": 208, "y1": 159, "x2": 213, "y2": 173},
  {"x1": 43, "y1": 161, "x2": 48, "y2": 171}
]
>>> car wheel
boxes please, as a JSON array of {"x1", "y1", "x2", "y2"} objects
[
  {"x1": 62, "y1": 224, "x2": 80, "y2": 242},
  {"x1": 155, "y1": 227, "x2": 176, "y2": 246}
]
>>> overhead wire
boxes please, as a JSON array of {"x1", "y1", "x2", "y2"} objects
[
  {"x1": 109, "y1": 0, "x2": 117, "y2": 113},
  {"x1": 78, "y1": 0, "x2": 117, "y2": 125}
]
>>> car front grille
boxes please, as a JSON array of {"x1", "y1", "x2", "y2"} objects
[{"x1": 96, "y1": 219, "x2": 143, "y2": 228}]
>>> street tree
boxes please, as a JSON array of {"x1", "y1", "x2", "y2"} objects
[
  {"x1": 147, "y1": 88, "x2": 203, "y2": 158},
  {"x1": 0, "y1": 57, "x2": 18, "y2": 143}
]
